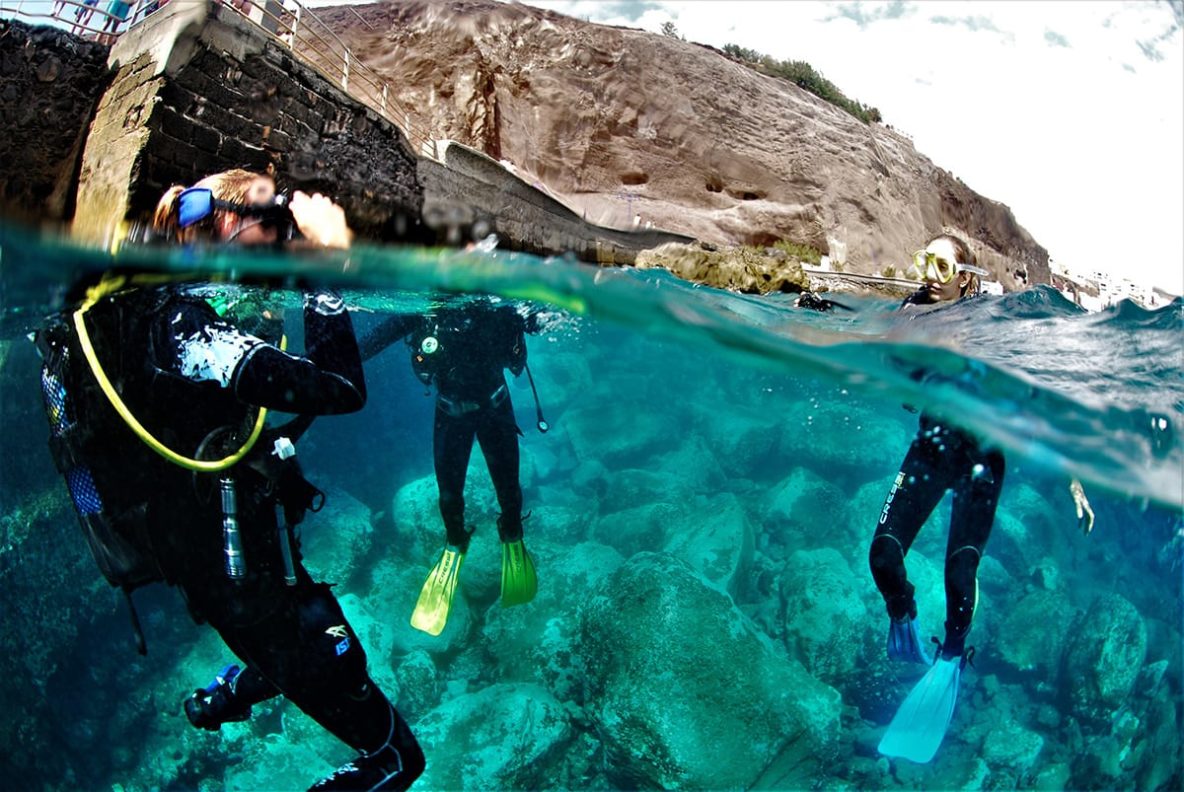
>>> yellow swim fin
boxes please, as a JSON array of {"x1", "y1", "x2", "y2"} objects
[
  {"x1": 410, "y1": 546, "x2": 465, "y2": 636},
  {"x1": 500, "y1": 539, "x2": 538, "y2": 607}
]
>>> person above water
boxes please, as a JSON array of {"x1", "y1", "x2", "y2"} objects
[
  {"x1": 871, "y1": 234, "x2": 1096, "y2": 764},
  {"x1": 35, "y1": 169, "x2": 423, "y2": 791},
  {"x1": 361, "y1": 296, "x2": 542, "y2": 636}
]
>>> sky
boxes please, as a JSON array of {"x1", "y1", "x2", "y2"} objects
[{"x1": 521, "y1": 0, "x2": 1184, "y2": 294}]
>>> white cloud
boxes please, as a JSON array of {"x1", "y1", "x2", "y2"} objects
[{"x1": 528, "y1": 0, "x2": 1184, "y2": 293}]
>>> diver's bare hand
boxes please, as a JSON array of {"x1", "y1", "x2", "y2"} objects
[
  {"x1": 1071, "y1": 479, "x2": 1095, "y2": 535},
  {"x1": 289, "y1": 191, "x2": 353, "y2": 249}
]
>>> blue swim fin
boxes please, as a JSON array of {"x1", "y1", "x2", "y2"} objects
[
  {"x1": 878, "y1": 656, "x2": 961, "y2": 763},
  {"x1": 886, "y1": 616, "x2": 932, "y2": 665}
]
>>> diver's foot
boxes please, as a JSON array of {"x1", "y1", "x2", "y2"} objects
[
  {"x1": 500, "y1": 538, "x2": 537, "y2": 607},
  {"x1": 886, "y1": 616, "x2": 932, "y2": 665},
  {"x1": 410, "y1": 546, "x2": 465, "y2": 636},
  {"x1": 309, "y1": 745, "x2": 410, "y2": 791},
  {"x1": 184, "y1": 664, "x2": 252, "y2": 731}
]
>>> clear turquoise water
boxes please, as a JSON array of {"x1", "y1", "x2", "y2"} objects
[{"x1": 1, "y1": 224, "x2": 1181, "y2": 789}]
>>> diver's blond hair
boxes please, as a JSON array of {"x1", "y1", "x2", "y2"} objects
[{"x1": 152, "y1": 169, "x2": 268, "y2": 240}]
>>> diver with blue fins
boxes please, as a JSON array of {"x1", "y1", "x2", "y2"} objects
[
  {"x1": 870, "y1": 233, "x2": 1096, "y2": 764},
  {"x1": 361, "y1": 296, "x2": 544, "y2": 636},
  {"x1": 37, "y1": 169, "x2": 424, "y2": 791},
  {"x1": 869, "y1": 234, "x2": 1000, "y2": 764}
]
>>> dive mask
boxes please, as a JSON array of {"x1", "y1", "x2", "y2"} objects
[
  {"x1": 911, "y1": 249, "x2": 989, "y2": 284},
  {"x1": 176, "y1": 187, "x2": 296, "y2": 240}
]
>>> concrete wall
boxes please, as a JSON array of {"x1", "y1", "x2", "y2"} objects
[
  {"x1": 73, "y1": 0, "x2": 423, "y2": 245},
  {"x1": 421, "y1": 141, "x2": 694, "y2": 264},
  {"x1": 0, "y1": 20, "x2": 113, "y2": 225}
]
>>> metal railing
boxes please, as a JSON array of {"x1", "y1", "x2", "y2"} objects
[{"x1": 4, "y1": 0, "x2": 440, "y2": 160}]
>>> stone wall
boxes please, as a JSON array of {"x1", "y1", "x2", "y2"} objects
[
  {"x1": 0, "y1": 19, "x2": 113, "y2": 225},
  {"x1": 12, "y1": 5, "x2": 690, "y2": 262},
  {"x1": 420, "y1": 141, "x2": 694, "y2": 264},
  {"x1": 73, "y1": 0, "x2": 423, "y2": 244}
]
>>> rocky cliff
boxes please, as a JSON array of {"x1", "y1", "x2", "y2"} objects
[{"x1": 316, "y1": 0, "x2": 1049, "y2": 289}]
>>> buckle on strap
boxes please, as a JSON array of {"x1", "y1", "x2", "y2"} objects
[{"x1": 438, "y1": 384, "x2": 508, "y2": 417}]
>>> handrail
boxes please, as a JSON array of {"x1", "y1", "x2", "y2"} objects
[{"x1": 6, "y1": 0, "x2": 441, "y2": 160}]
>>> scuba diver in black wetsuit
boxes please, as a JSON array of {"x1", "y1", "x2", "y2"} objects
[
  {"x1": 36, "y1": 170, "x2": 423, "y2": 791},
  {"x1": 360, "y1": 298, "x2": 541, "y2": 636}
]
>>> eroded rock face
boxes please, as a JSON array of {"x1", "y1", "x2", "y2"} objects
[{"x1": 318, "y1": 0, "x2": 1049, "y2": 288}]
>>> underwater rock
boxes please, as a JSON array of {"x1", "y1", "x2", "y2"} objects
[
  {"x1": 581, "y1": 552, "x2": 839, "y2": 789},
  {"x1": 562, "y1": 403, "x2": 681, "y2": 469},
  {"x1": 592, "y1": 500, "x2": 683, "y2": 559},
  {"x1": 1133, "y1": 692, "x2": 1182, "y2": 790},
  {"x1": 394, "y1": 649, "x2": 441, "y2": 721},
  {"x1": 766, "y1": 467, "x2": 856, "y2": 552},
  {"x1": 997, "y1": 589, "x2": 1075, "y2": 676},
  {"x1": 481, "y1": 541, "x2": 624, "y2": 700},
  {"x1": 336, "y1": 592, "x2": 400, "y2": 695},
  {"x1": 663, "y1": 491, "x2": 753, "y2": 593},
  {"x1": 412, "y1": 683, "x2": 574, "y2": 790},
  {"x1": 598, "y1": 467, "x2": 694, "y2": 516},
  {"x1": 690, "y1": 405, "x2": 781, "y2": 480},
  {"x1": 778, "y1": 548, "x2": 871, "y2": 685},
  {"x1": 391, "y1": 472, "x2": 499, "y2": 564},
  {"x1": 1061, "y1": 593, "x2": 1147, "y2": 726},
  {"x1": 298, "y1": 486, "x2": 374, "y2": 587},
  {"x1": 982, "y1": 719, "x2": 1045, "y2": 772}
]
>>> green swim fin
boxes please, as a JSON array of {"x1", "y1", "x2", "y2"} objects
[
  {"x1": 500, "y1": 539, "x2": 537, "y2": 607},
  {"x1": 878, "y1": 656, "x2": 962, "y2": 763},
  {"x1": 410, "y1": 546, "x2": 465, "y2": 636}
]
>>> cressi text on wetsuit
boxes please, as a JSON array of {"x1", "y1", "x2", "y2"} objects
[
  {"x1": 42, "y1": 284, "x2": 423, "y2": 789},
  {"x1": 362, "y1": 301, "x2": 530, "y2": 550}
]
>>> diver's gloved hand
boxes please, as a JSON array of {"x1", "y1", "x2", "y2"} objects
[
  {"x1": 1070, "y1": 479, "x2": 1095, "y2": 535},
  {"x1": 887, "y1": 616, "x2": 933, "y2": 665},
  {"x1": 184, "y1": 664, "x2": 253, "y2": 731}
]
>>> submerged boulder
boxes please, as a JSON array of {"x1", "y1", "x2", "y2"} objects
[
  {"x1": 412, "y1": 683, "x2": 574, "y2": 790},
  {"x1": 778, "y1": 548, "x2": 871, "y2": 685},
  {"x1": 581, "y1": 552, "x2": 840, "y2": 789},
  {"x1": 298, "y1": 486, "x2": 374, "y2": 586},
  {"x1": 481, "y1": 540, "x2": 625, "y2": 699},
  {"x1": 1061, "y1": 593, "x2": 1147, "y2": 725},
  {"x1": 997, "y1": 589, "x2": 1075, "y2": 676},
  {"x1": 663, "y1": 491, "x2": 754, "y2": 593}
]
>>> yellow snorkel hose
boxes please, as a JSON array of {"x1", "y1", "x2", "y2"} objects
[{"x1": 72, "y1": 274, "x2": 285, "y2": 473}]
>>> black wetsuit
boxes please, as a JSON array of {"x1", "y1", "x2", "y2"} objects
[
  {"x1": 39, "y1": 284, "x2": 423, "y2": 790},
  {"x1": 361, "y1": 300, "x2": 529, "y2": 551},
  {"x1": 868, "y1": 292, "x2": 1005, "y2": 659}
]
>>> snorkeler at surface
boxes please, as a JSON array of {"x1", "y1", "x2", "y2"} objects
[
  {"x1": 871, "y1": 234, "x2": 1095, "y2": 764},
  {"x1": 35, "y1": 169, "x2": 423, "y2": 791},
  {"x1": 360, "y1": 297, "x2": 542, "y2": 636}
]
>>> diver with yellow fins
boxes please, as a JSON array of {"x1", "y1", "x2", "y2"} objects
[{"x1": 361, "y1": 297, "x2": 545, "y2": 635}]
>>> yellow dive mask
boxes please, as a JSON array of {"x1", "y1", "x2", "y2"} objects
[{"x1": 911, "y1": 250, "x2": 989, "y2": 284}]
